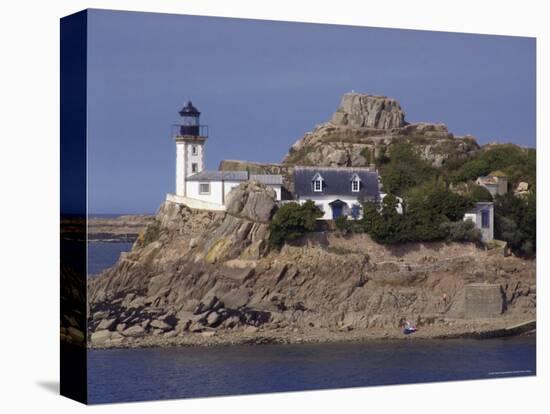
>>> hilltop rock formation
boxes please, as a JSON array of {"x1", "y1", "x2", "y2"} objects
[
  {"x1": 88, "y1": 182, "x2": 535, "y2": 348},
  {"x1": 281, "y1": 92, "x2": 480, "y2": 168},
  {"x1": 331, "y1": 93, "x2": 406, "y2": 129}
]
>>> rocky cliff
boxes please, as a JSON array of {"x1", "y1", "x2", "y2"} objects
[
  {"x1": 88, "y1": 182, "x2": 535, "y2": 348},
  {"x1": 282, "y1": 92, "x2": 479, "y2": 168}
]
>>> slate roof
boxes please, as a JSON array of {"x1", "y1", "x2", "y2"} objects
[
  {"x1": 187, "y1": 171, "x2": 248, "y2": 181},
  {"x1": 186, "y1": 170, "x2": 283, "y2": 185},
  {"x1": 250, "y1": 174, "x2": 283, "y2": 185},
  {"x1": 293, "y1": 166, "x2": 380, "y2": 198}
]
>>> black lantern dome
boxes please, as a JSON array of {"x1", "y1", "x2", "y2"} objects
[{"x1": 179, "y1": 101, "x2": 201, "y2": 136}]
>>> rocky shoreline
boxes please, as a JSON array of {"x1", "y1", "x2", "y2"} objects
[
  {"x1": 88, "y1": 317, "x2": 535, "y2": 350},
  {"x1": 88, "y1": 184, "x2": 535, "y2": 350}
]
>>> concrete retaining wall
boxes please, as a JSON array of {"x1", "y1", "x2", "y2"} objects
[{"x1": 464, "y1": 283, "x2": 503, "y2": 318}]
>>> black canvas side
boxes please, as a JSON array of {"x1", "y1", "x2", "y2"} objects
[{"x1": 60, "y1": 9, "x2": 88, "y2": 405}]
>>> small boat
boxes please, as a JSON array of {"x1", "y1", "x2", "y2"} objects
[{"x1": 403, "y1": 321, "x2": 417, "y2": 336}]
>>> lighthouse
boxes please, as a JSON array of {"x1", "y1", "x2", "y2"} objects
[
  {"x1": 174, "y1": 101, "x2": 207, "y2": 196},
  {"x1": 167, "y1": 102, "x2": 283, "y2": 211}
]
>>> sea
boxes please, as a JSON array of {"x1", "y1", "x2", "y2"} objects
[
  {"x1": 88, "y1": 242, "x2": 134, "y2": 277},
  {"x1": 86, "y1": 239, "x2": 536, "y2": 404}
]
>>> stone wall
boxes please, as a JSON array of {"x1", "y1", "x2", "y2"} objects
[{"x1": 464, "y1": 283, "x2": 504, "y2": 318}]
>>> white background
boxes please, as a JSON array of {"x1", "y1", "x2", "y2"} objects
[{"x1": 0, "y1": 0, "x2": 547, "y2": 412}]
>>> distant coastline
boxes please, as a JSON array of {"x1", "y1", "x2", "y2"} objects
[{"x1": 87, "y1": 215, "x2": 154, "y2": 242}]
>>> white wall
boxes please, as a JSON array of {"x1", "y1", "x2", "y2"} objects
[
  {"x1": 185, "y1": 142, "x2": 204, "y2": 177},
  {"x1": 175, "y1": 142, "x2": 186, "y2": 196},
  {"x1": 268, "y1": 184, "x2": 282, "y2": 201},
  {"x1": 223, "y1": 180, "x2": 241, "y2": 203},
  {"x1": 463, "y1": 205, "x2": 494, "y2": 242},
  {"x1": 297, "y1": 195, "x2": 363, "y2": 220},
  {"x1": 186, "y1": 180, "x2": 223, "y2": 205},
  {"x1": 166, "y1": 193, "x2": 226, "y2": 211}
]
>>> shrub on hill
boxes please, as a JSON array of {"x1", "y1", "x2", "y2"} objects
[
  {"x1": 359, "y1": 181, "x2": 475, "y2": 244},
  {"x1": 449, "y1": 144, "x2": 535, "y2": 187},
  {"x1": 440, "y1": 220, "x2": 482, "y2": 243},
  {"x1": 378, "y1": 143, "x2": 437, "y2": 196},
  {"x1": 269, "y1": 200, "x2": 323, "y2": 247},
  {"x1": 494, "y1": 191, "x2": 536, "y2": 257}
]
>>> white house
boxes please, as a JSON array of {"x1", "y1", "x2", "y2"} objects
[
  {"x1": 293, "y1": 166, "x2": 380, "y2": 220},
  {"x1": 463, "y1": 201, "x2": 494, "y2": 242},
  {"x1": 476, "y1": 172, "x2": 508, "y2": 198},
  {"x1": 166, "y1": 102, "x2": 283, "y2": 210}
]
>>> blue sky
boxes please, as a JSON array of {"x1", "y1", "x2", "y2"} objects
[{"x1": 87, "y1": 9, "x2": 535, "y2": 214}]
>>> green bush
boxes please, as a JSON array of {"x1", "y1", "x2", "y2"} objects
[
  {"x1": 449, "y1": 144, "x2": 535, "y2": 188},
  {"x1": 468, "y1": 183, "x2": 494, "y2": 202},
  {"x1": 406, "y1": 179, "x2": 474, "y2": 222},
  {"x1": 379, "y1": 143, "x2": 437, "y2": 195},
  {"x1": 494, "y1": 191, "x2": 536, "y2": 256},
  {"x1": 334, "y1": 215, "x2": 351, "y2": 233},
  {"x1": 269, "y1": 200, "x2": 323, "y2": 247},
  {"x1": 440, "y1": 220, "x2": 482, "y2": 243},
  {"x1": 359, "y1": 196, "x2": 410, "y2": 244},
  {"x1": 357, "y1": 182, "x2": 475, "y2": 244}
]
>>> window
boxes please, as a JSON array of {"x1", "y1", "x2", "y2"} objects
[
  {"x1": 314, "y1": 179, "x2": 322, "y2": 192},
  {"x1": 351, "y1": 204, "x2": 361, "y2": 219},
  {"x1": 199, "y1": 183, "x2": 210, "y2": 194},
  {"x1": 192, "y1": 145, "x2": 198, "y2": 155},
  {"x1": 350, "y1": 173, "x2": 361, "y2": 192},
  {"x1": 315, "y1": 203, "x2": 324, "y2": 213},
  {"x1": 481, "y1": 210, "x2": 490, "y2": 228},
  {"x1": 191, "y1": 163, "x2": 198, "y2": 173},
  {"x1": 311, "y1": 173, "x2": 324, "y2": 192}
]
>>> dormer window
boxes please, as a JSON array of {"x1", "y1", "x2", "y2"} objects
[
  {"x1": 312, "y1": 173, "x2": 324, "y2": 192},
  {"x1": 350, "y1": 173, "x2": 361, "y2": 192}
]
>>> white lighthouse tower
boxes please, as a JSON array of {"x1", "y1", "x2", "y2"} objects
[
  {"x1": 167, "y1": 102, "x2": 283, "y2": 211},
  {"x1": 174, "y1": 101, "x2": 207, "y2": 196}
]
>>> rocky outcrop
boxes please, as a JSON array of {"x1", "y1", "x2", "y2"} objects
[
  {"x1": 88, "y1": 182, "x2": 535, "y2": 348},
  {"x1": 331, "y1": 93, "x2": 406, "y2": 129},
  {"x1": 225, "y1": 181, "x2": 277, "y2": 223},
  {"x1": 280, "y1": 92, "x2": 480, "y2": 168}
]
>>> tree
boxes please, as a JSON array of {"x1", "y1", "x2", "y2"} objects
[
  {"x1": 494, "y1": 192, "x2": 536, "y2": 257},
  {"x1": 406, "y1": 179, "x2": 474, "y2": 222},
  {"x1": 359, "y1": 195, "x2": 410, "y2": 244},
  {"x1": 450, "y1": 144, "x2": 535, "y2": 188},
  {"x1": 358, "y1": 180, "x2": 476, "y2": 244},
  {"x1": 379, "y1": 143, "x2": 437, "y2": 195},
  {"x1": 452, "y1": 159, "x2": 490, "y2": 183},
  {"x1": 468, "y1": 184, "x2": 494, "y2": 202},
  {"x1": 269, "y1": 201, "x2": 323, "y2": 247},
  {"x1": 334, "y1": 215, "x2": 350, "y2": 234}
]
